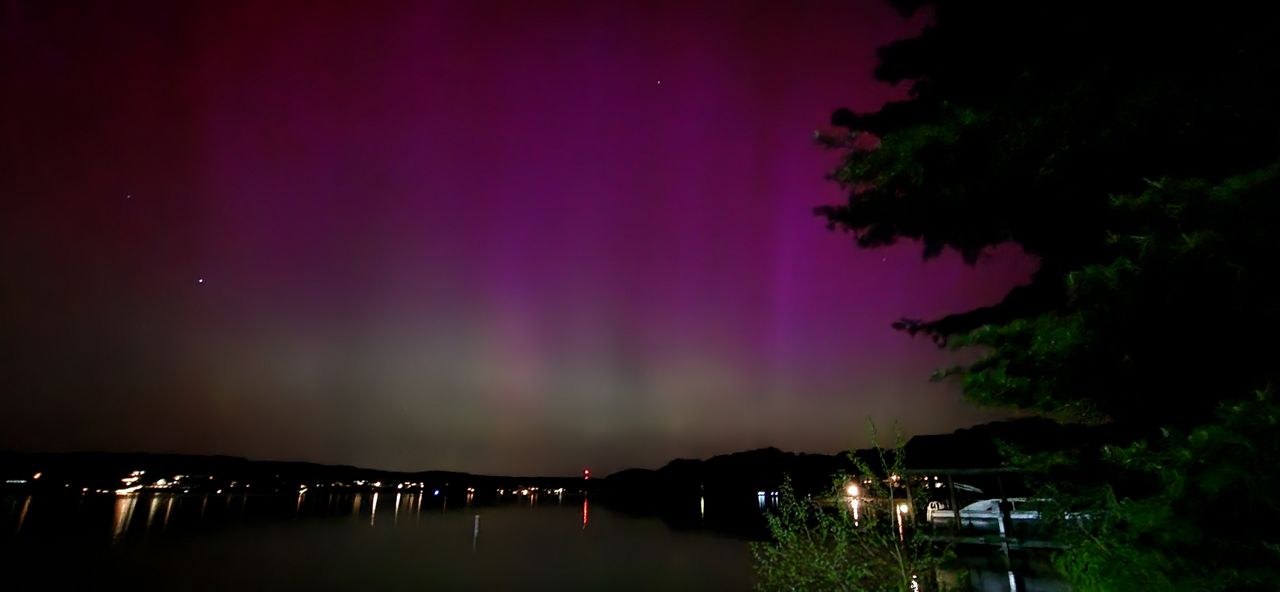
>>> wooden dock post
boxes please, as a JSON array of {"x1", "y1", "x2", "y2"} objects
[{"x1": 946, "y1": 473, "x2": 960, "y2": 532}]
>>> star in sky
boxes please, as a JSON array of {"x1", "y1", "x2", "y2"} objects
[{"x1": 0, "y1": 0, "x2": 1029, "y2": 475}]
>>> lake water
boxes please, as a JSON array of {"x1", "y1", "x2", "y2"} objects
[{"x1": 1, "y1": 492, "x2": 754, "y2": 590}]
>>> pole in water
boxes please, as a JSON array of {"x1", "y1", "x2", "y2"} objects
[{"x1": 472, "y1": 514, "x2": 480, "y2": 551}]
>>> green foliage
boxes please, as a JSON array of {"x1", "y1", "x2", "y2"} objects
[
  {"x1": 822, "y1": 1, "x2": 1280, "y2": 267},
  {"x1": 818, "y1": 0, "x2": 1280, "y2": 428},
  {"x1": 752, "y1": 426, "x2": 953, "y2": 591},
  {"x1": 813, "y1": 1, "x2": 1280, "y2": 588},
  {"x1": 937, "y1": 165, "x2": 1280, "y2": 425},
  {"x1": 1043, "y1": 390, "x2": 1280, "y2": 591}
]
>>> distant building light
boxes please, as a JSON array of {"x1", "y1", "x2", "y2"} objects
[{"x1": 846, "y1": 484, "x2": 859, "y2": 497}]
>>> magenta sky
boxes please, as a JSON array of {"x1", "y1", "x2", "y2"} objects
[{"x1": 1, "y1": 0, "x2": 1036, "y2": 475}]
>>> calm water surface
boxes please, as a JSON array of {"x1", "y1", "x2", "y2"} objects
[{"x1": 2, "y1": 492, "x2": 753, "y2": 590}]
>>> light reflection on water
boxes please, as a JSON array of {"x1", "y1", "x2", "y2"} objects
[
  {"x1": 112, "y1": 494, "x2": 137, "y2": 540},
  {"x1": 3, "y1": 492, "x2": 752, "y2": 590},
  {"x1": 6, "y1": 490, "x2": 1064, "y2": 591},
  {"x1": 163, "y1": 496, "x2": 174, "y2": 530},
  {"x1": 15, "y1": 496, "x2": 31, "y2": 534},
  {"x1": 17, "y1": 490, "x2": 693, "y2": 541},
  {"x1": 92, "y1": 491, "x2": 466, "y2": 538},
  {"x1": 146, "y1": 495, "x2": 161, "y2": 530}
]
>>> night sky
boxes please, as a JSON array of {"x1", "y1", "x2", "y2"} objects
[{"x1": 1, "y1": 0, "x2": 1035, "y2": 475}]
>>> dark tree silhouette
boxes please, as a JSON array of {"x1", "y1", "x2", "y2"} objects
[
  {"x1": 811, "y1": 2, "x2": 1280, "y2": 588},
  {"x1": 818, "y1": 0, "x2": 1280, "y2": 428}
]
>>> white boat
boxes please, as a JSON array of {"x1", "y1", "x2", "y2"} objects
[{"x1": 926, "y1": 498, "x2": 1044, "y2": 527}]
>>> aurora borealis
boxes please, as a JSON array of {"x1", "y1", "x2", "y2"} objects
[{"x1": 1, "y1": 0, "x2": 1035, "y2": 475}]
